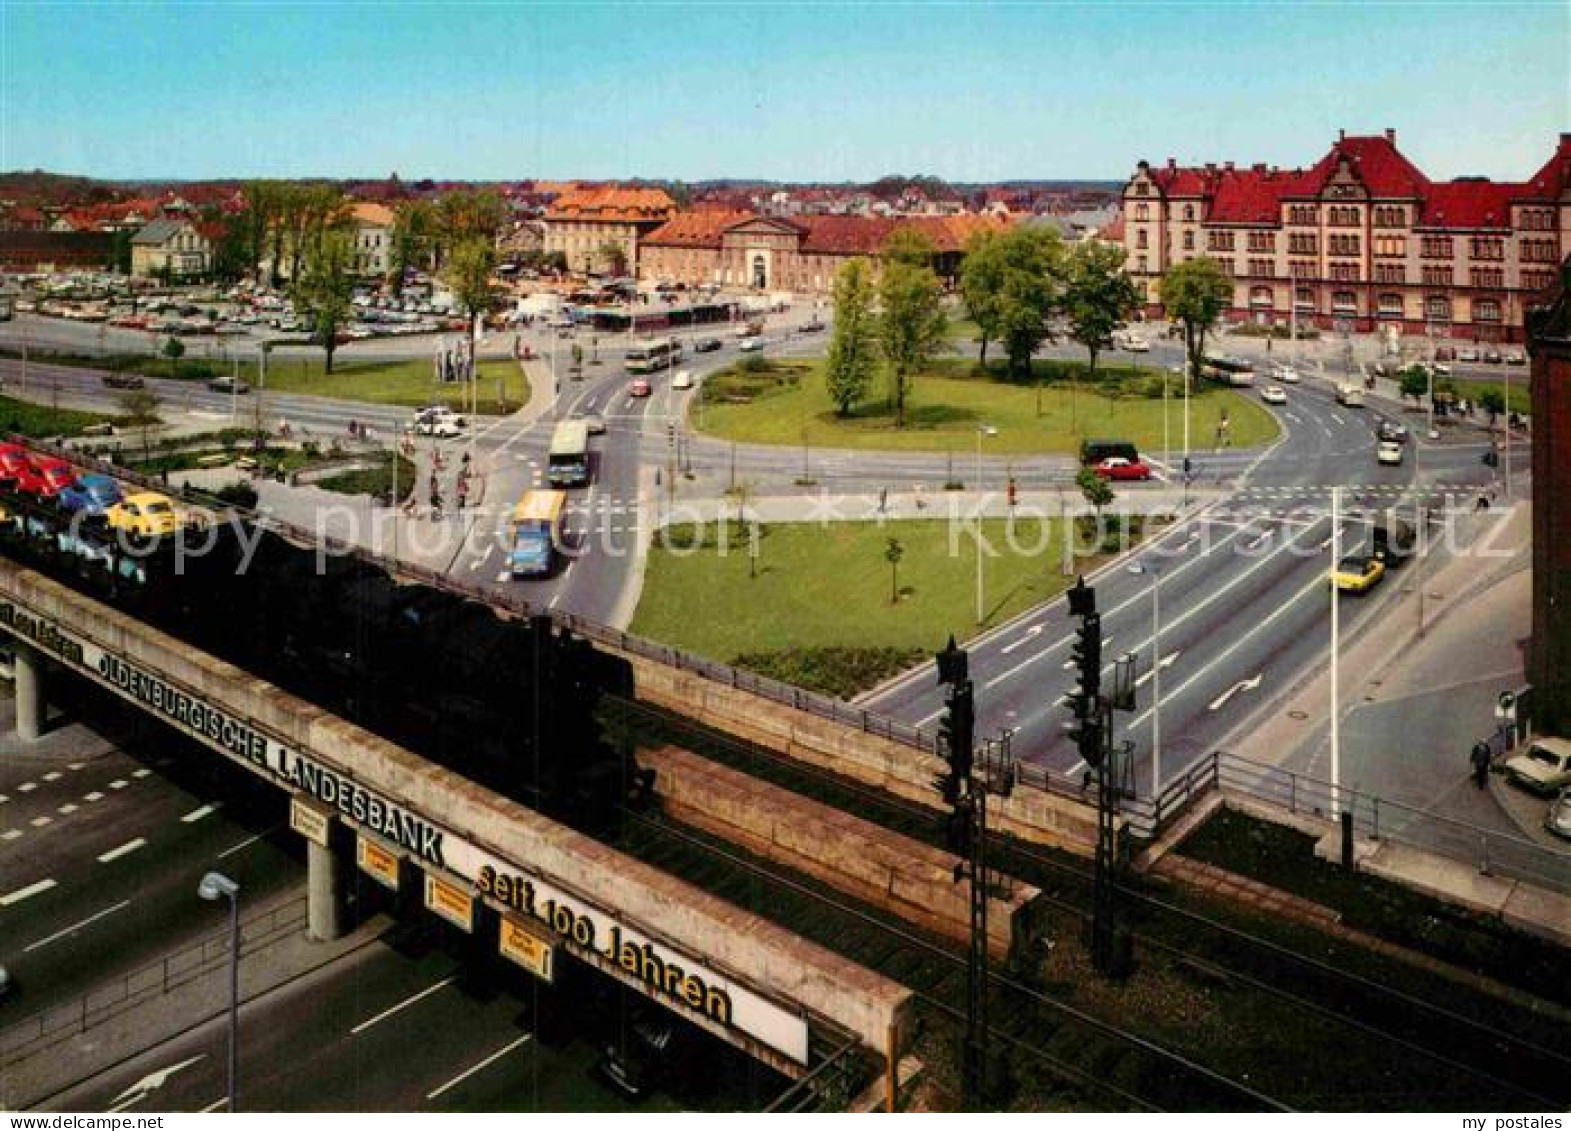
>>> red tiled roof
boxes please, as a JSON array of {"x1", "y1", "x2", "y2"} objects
[
  {"x1": 643, "y1": 211, "x2": 757, "y2": 248},
  {"x1": 545, "y1": 186, "x2": 676, "y2": 224},
  {"x1": 1300, "y1": 133, "x2": 1431, "y2": 198},
  {"x1": 349, "y1": 201, "x2": 396, "y2": 227},
  {"x1": 1522, "y1": 134, "x2": 1571, "y2": 200},
  {"x1": 1099, "y1": 214, "x2": 1125, "y2": 242},
  {"x1": 1419, "y1": 181, "x2": 1519, "y2": 230}
]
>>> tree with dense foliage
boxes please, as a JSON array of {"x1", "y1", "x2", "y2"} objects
[
  {"x1": 877, "y1": 260, "x2": 946, "y2": 427},
  {"x1": 824, "y1": 257, "x2": 878, "y2": 416},
  {"x1": 444, "y1": 237, "x2": 498, "y2": 338},
  {"x1": 960, "y1": 230, "x2": 1007, "y2": 367},
  {"x1": 241, "y1": 180, "x2": 277, "y2": 280},
  {"x1": 118, "y1": 387, "x2": 161, "y2": 461},
  {"x1": 1077, "y1": 466, "x2": 1114, "y2": 520},
  {"x1": 596, "y1": 240, "x2": 629, "y2": 277},
  {"x1": 1158, "y1": 257, "x2": 1233, "y2": 388},
  {"x1": 993, "y1": 226, "x2": 1065, "y2": 381},
  {"x1": 882, "y1": 228, "x2": 936, "y2": 271},
  {"x1": 1064, "y1": 241, "x2": 1141, "y2": 384},
  {"x1": 1399, "y1": 365, "x2": 1431, "y2": 405},
  {"x1": 390, "y1": 199, "x2": 435, "y2": 292},
  {"x1": 292, "y1": 229, "x2": 357, "y2": 374}
]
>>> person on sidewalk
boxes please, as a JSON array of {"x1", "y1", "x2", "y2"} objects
[
  {"x1": 430, "y1": 489, "x2": 444, "y2": 522},
  {"x1": 1470, "y1": 741, "x2": 1491, "y2": 788}
]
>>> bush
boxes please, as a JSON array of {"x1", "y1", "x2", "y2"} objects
[
  {"x1": 731, "y1": 645, "x2": 928, "y2": 699},
  {"x1": 737, "y1": 353, "x2": 771, "y2": 374},
  {"x1": 214, "y1": 481, "x2": 259, "y2": 509}
]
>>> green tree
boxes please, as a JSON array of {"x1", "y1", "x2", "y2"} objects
[
  {"x1": 444, "y1": 237, "x2": 498, "y2": 339},
  {"x1": 1077, "y1": 466, "x2": 1114, "y2": 520},
  {"x1": 1399, "y1": 365, "x2": 1430, "y2": 405},
  {"x1": 877, "y1": 261, "x2": 946, "y2": 427},
  {"x1": 994, "y1": 226, "x2": 1065, "y2": 381},
  {"x1": 882, "y1": 227, "x2": 936, "y2": 271},
  {"x1": 118, "y1": 387, "x2": 162, "y2": 461},
  {"x1": 884, "y1": 536, "x2": 904, "y2": 604},
  {"x1": 240, "y1": 180, "x2": 278, "y2": 280},
  {"x1": 824, "y1": 257, "x2": 878, "y2": 416},
  {"x1": 1063, "y1": 241, "x2": 1141, "y2": 386},
  {"x1": 597, "y1": 240, "x2": 629, "y2": 277},
  {"x1": 543, "y1": 250, "x2": 569, "y2": 275},
  {"x1": 110, "y1": 229, "x2": 133, "y2": 275},
  {"x1": 1479, "y1": 388, "x2": 1506, "y2": 423},
  {"x1": 160, "y1": 335, "x2": 185, "y2": 379},
  {"x1": 292, "y1": 229, "x2": 356, "y2": 374},
  {"x1": 960, "y1": 230, "x2": 1008, "y2": 367},
  {"x1": 436, "y1": 189, "x2": 506, "y2": 254},
  {"x1": 1158, "y1": 257, "x2": 1234, "y2": 390},
  {"x1": 390, "y1": 199, "x2": 435, "y2": 292}
]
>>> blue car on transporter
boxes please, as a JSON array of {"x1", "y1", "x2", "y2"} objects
[{"x1": 56, "y1": 473, "x2": 122, "y2": 517}]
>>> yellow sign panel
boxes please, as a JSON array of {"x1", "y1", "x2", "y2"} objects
[
  {"x1": 499, "y1": 917, "x2": 555, "y2": 983},
  {"x1": 357, "y1": 836, "x2": 401, "y2": 890},
  {"x1": 290, "y1": 796, "x2": 331, "y2": 847},
  {"x1": 424, "y1": 874, "x2": 474, "y2": 932}
]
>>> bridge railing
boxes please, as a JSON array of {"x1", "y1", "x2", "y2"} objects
[{"x1": 0, "y1": 896, "x2": 308, "y2": 1068}]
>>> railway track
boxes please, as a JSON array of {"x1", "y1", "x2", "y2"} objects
[{"x1": 605, "y1": 695, "x2": 1571, "y2": 1111}]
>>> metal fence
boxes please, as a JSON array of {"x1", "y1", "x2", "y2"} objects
[
  {"x1": 0, "y1": 896, "x2": 307, "y2": 1066},
  {"x1": 1157, "y1": 751, "x2": 1571, "y2": 897}
]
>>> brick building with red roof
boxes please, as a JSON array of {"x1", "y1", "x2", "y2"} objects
[
  {"x1": 542, "y1": 186, "x2": 677, "y2": 276},
  {"x1": 639, "y1": 211, "x2": 1012, "y2": 293},
  {"x1": 1124, "y1": 129, "x2": 1567, "y2": 342}
]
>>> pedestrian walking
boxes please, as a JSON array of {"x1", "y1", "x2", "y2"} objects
[
  {"x1": 1470, "y1": 741, "x2": 1491, "y2": 788},
  {"x1": 878, "y1": 487, "x2": 888, "y2": 514},
  {"x1": 430, "y1": 489, "x2": 444, "y2": 521}
]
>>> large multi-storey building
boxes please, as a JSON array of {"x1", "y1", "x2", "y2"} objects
[
  {"x1": 1123, "y1": 130, "x2": 1569, "y2": 343},
  {"x1": 541, "y1": 186, "x2": 677, "y2": 277}
]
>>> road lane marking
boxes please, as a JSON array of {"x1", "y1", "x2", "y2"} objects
[
  {"x1": 182, "y1": 804, "x2": 218, "y2": 823},
  {"x1": 199, "y1": 1098, "x2": 229, "y2": 1113},
  {"x1": 23, "y1": 899, "x2": 132, "y2": 953},
  {"x1": 109, "y1": 779, "x2": 128, "y2": 790},
  {"x1": 1, "y1": 829, "x2": 21, "y2": 841},
  {"x1": 352, "y1": 975, "x2": 457, "y2": 1035},
  {"x1": 1000, "y1": 625, "x2": 1044, "y2": 655},
  {"x1": 42, "y1": 771, "x2": 62, "y2": 782},
  {"x1": 426, "y1": 1033, "x2": 534, "y2": 1101},
  {"x1": 98, "y1": 837, "x2": 147, "y2": 863},
  {"x1": 1208, "y1": 673, "x2": 1264, "y2": 711},
  {"x1": 132, "y1": 768, "x2": 150, "y2": 779},
  {"x1": 0, "y1": 794, "x2": 7, "y2": 804},
  {"x1": 30, "y1": 816, "x2": 51, "y2": 828},
  {"x1": 1134, "y1": 651, "x2": 1181, "y2": 687},
  {"x1": 217, "y1": 825, "x2": 280, "y2": 859},
  {"x1": 1, "y1": 878, "x2": 57, "y2": 906},
  {"x1": 57, "y1": 803, "x2": 78, "y2": 815},
  {"x1": 84, "y1": 791, "x2": 104, "y2": 802},
  {"x1": 18, "y1": 782, "x2": 36, "y2": 793}
]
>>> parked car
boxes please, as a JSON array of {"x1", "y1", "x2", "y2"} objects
[
  {"x1": 1434, "y1": 345, "x2": 1456, "y2": 362},
  {"x1": 208, "y1": 376, "x2": 250, "y2": 395},
  {"x1": 1330, "y1": 554, "x2": 1385, "y2": 593},
  {"x1": 799, "y1": 320, "x2": 826, "y2": 334},
  {"x1": 694, "y1": 337, "x2": 723, "y2": 353},
  {"x1": 1482, "y1": 348, "x2": 1503, "y2": 364},
  {"x1": 1118, "y1": 331, "x2": 1150, "y2": 352},
  {"x1": 1092, "y1": 456, "x2": 1152, "y2": 482},
  {"x1": 1260, "y1": 385, "x2": 1287, "y2": 405},
  {"x1": 1502, "y1": 737, "x2": 1571, "y2": 796},
  {"x1": 101, "y1": 372, "x2": 146, "y2": 390},
  {"x1": 57, "y1": 472, "x2": 122, "y2": 517},
  {"x1": 1545, "y1": 789, "x2": 1571, "y2": 841},
  {"x1": 1376, "y1": 440, "x2": 1404, "y2": 466},
  {"x1": 1505, "y1": 350, "x2": 1526, "y2": 366},
  {"x1": 1457, "y1": 346, "x2": 1480, "y2": 363},
  {"x1": 671, "y1": 370, "x2": 694, "y2": 390},
  {"x1": 737, "y1": 337, "x2": 762, "y2": 352}
]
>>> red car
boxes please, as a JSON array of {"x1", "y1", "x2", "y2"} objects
[
  {"x1": 629, "y1": 378, "x2": 652, "y2": 397},
  {"x1": 1093, "y1": 456, "x2": 1152, "y2": 482},
  {"x1": 0, "y1": 443, "x2": 31, "y2": 483},
  {"x1": 16, "y1": 456, "x2": 78, "y2": 498}
]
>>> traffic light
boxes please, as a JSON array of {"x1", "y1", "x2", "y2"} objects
[{"x1": 1065, "y1": 612, "x2": 1104, "y2": 766}]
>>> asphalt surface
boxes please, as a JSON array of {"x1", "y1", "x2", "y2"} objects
[{"x1": 859, "y1": 367, "x2": 1519, "y2": 799}]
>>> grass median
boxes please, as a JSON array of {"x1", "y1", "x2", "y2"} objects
[
  {"x1": 0, "y1": 394, "x2": 117, "y2": 438},
  {"x1": 631, "y1": 514, "x2": 1145, "y2": 696},
  {"x1": 693, "y1": 356, "x2": 1277, "y2": 456}
]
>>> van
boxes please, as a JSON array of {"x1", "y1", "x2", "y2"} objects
[
  {"x1": 1080, "y1": 439, "x2": 1139, "y2": 466},
  {"x1": 1335, "y1": 384, "x2": 1366, "y2": 408}
]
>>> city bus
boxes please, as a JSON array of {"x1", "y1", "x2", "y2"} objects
[
  {"x1": 1201, "y1": 354, "x2": 1257, "y2": 387},
  {"x1": 624, "y1": 338, "x2": 679, "y2": 374},
  {"x1": 508, "y1": 490, "x2": 567, "y2": 578},
  {"x1": 547, "y1": 419, "x2": 592, "y2": 487}
]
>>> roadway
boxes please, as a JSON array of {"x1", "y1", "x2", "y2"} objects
[{"x1": 860, "y1": 366, "x2": 1521, "y2": 799}]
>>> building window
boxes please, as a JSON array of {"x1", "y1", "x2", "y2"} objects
[
  {"x1": 1421, "y1": 265, "x2": 1453, "y2": 287},
  {"x1": 1248, "y1": 232, "x2": 1274, "y2": 253},
  {"x1": 1332, "y1": 290, "x2": 1357, "y2": 313},
  {"x1": 1471, "y1": 267, "x2": 1504, "y2": 289},
  {"x1": 1137, "y1": 229, "x2": 1148, "y2": 249},
  {"x1": 1474, "y1": 298, "x2": 1502, "y2": 322},
  {"x1": 1135, "y1": 203, "x2": 1149, "y2": 221},
  {"x1": 1248, "y1": 258, "x2": 1273, "y2": 278},
  {"x1": 1183, "y1": 231, "x2": 1194, "y2": 251},
  {"x1": 1374, "y1": 235, "x2": 1405, "y2": 258},
  {"x1": 1470, "y1": 237, "x2": 1504, "y2": 261},
  {"x1": 1374, "y1": 263, "x2": 1406, "y2": 284},
  {"x1": 1421, "y1": 236, "x2": 1453, "y2": 259},
  {"x1": 1249, "y1": 285, "x2": 1273, "y2": 307},
  {"x1": 1378, "y1": 292, "x2": 1403, "y2": 316},
  {"x1": 1184, "y1": 205, "x2": 1195, "y2": 222},
  {"x1": 1425, "y1": 295, "x2": 1452, "y2": 321}
]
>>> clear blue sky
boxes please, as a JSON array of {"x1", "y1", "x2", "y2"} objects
[{"x1": 2, "y1": 2, "x2": 1566, "y2": 183}]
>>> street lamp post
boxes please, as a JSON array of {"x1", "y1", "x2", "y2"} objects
[
  {"x1": 1127, "y1": 562, "x2": 1164, "y2": 798},
  {"x1": 198, "y1": 871, "x2": 241, "y2": 1113},
  {"x1": 975, "y1": 424, "x2": 997, "y2": 625}
]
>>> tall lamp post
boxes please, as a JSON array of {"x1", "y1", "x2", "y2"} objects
[
  {"x1": 974, "y1": 424, "x2": 998, "y2": 625},
  {"x1": 198, "y1": 871, "x2": 241, "y2": 1113},
  {"x1": 1126, "y1": 561, "x2": 1164, "y2": 798}
]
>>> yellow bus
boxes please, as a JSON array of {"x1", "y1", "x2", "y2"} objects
[{"x1": 508, "y1": 490, "x2": 567, "y2": 577}]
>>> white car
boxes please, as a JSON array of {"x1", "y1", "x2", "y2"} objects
[
  {"x1": 1376, "y1": 440, "x2": 1404, "y2": 466},
  {"x1": 415, "y1": 416, "x2": 462, "y2": 438},
  {"x1": 1119, "y1": 333, "x2": 1150, "y2": 353},
  {"x1": 1260, "y1": 384, "x2": 1287, "y2": 405},
  {"x1": 738, "y1": 337, "x2": 763, "y2": 352},
  {"x1": 1457, "y1": 347, "x2": 1480, "y2": 363},
  {"x1": 415, "y1": 404, "x2": 466, "y2": 427},
  {"x1": 1504, "y1": 738, "x2": 1571, "y2": 796},
  {"x1": 671, "y1": 369, "x2": 694, "y2": 390},
  {"x1": 1273, "y1": 365, "x2": 1302, "y2": 384}
]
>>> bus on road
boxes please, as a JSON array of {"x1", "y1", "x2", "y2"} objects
[
  {"x1": 625, "y1": 338, "x2": 680, "y2": 374},
  {"x1": 508, "y1": 490, "x2": 567, "y2": 577},
  {"x1": 1201, "y1": 354, "x2": 1257, "y2": 387},
  {"x1": 547, "y1": 419, "x2": 592, "y2": 487}
]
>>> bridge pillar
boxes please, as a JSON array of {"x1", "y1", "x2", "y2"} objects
[
  {"x1": 13, "y1": 640, "x2": 45, "y2": 742},
  {"x1": 307, "y1": 838, "x2": 347, "y2": 942}
]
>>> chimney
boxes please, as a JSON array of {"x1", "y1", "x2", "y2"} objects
[
  {"x1": 1167, "y1": 157, "x2": 1177, "y2": 170},
  {"x1": 1224, "y1": 161, "x2": 1235, "y2": 172},
  {"x1": 1205, "y1": 162, "x2": 1217, "y2": 173},
  {"x1": 1385, "y1": 128, "x2": 1396, "y2": 143},
  {"x1": 1338, "y1": 128, "x2": 1346, "y2": 141},
  {"x1": 1253, "y1": 163, "x2": 1267, "y2": 173}
]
